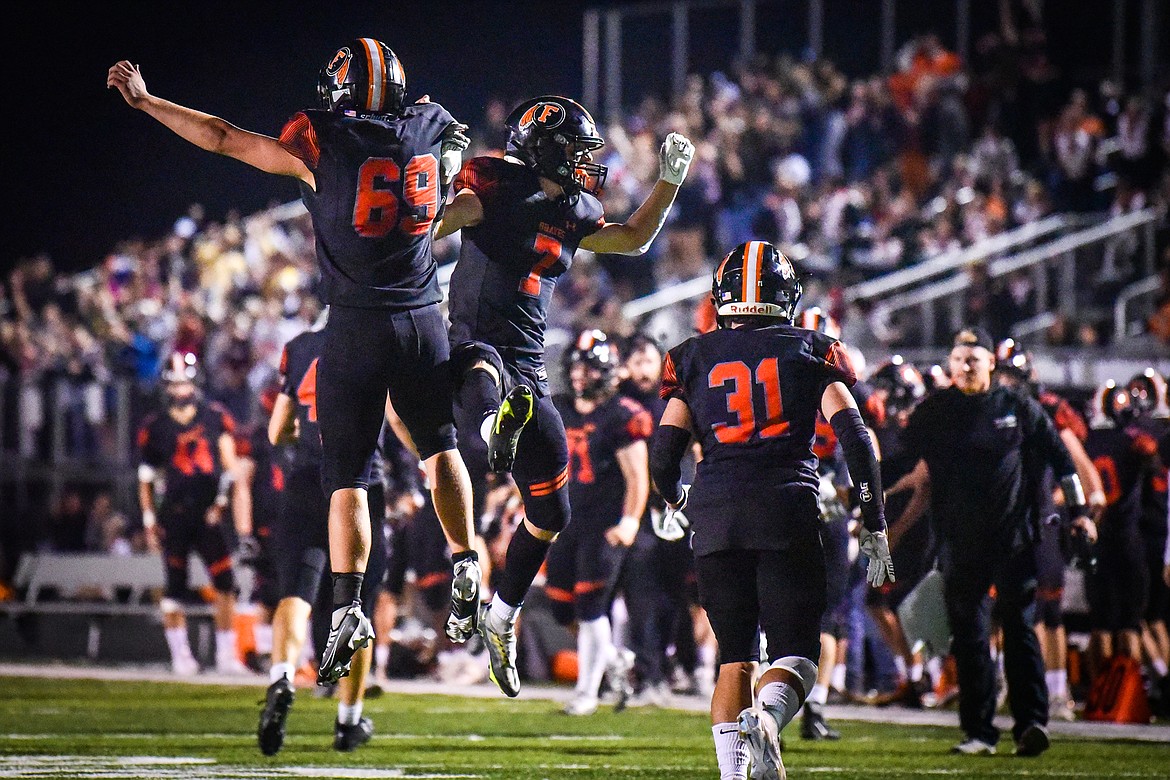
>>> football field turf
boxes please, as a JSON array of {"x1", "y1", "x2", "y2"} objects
[{"x1": 1, "y1": 676, "x2": 1167, "y2": 779}]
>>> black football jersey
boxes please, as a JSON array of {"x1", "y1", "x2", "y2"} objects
[
  {"x1": 1084, "y1": 423, "x2": 1158, "y2": 537},
  {"x1": 448, "y1": 156, "x2": 605, "y2": 387},
  {"x1": 137, "y1": 402, "x2": 236, "y2": 503},
  {"x1": 1133, "y1": 417, "x2": 1169, "y2": 539},
  {"x1": 661, "y1": 324, "x2": 857, "y2": 494},
  {"x1": 279, "y1": 103, "x2": 455, "y2": 310},
  {"x1": 278, "y1": 328, "x2": 326, "y2": 472},
  {"x1": 243, "y1": 424, "x2": 283, "y2": 540},
  {"x1": 554, "y1": 393, "x2": 653, "y2": 528}
]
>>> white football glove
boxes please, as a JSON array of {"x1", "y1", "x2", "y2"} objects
[
  {"x1": 859, "y1": 528, "x2": 896, "y2": 588},
  {"x1": 658, "y1": 132, "x2": 695, "y2": 186},
  {"x1": 440, "y1": 122, "x2": 471, "y2": 186},
  {"x1": 652, "y1": 485, "x2": 691, "y2": 541}
]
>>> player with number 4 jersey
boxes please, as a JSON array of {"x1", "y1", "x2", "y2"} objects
[
  {"x1": 109, "y1": 40, "x2": 481, "y2": 695},
  {"x1": 435, "y1": 95, "x2": 694, "y2": 697},
  {"x1": 650, "y1": 241, "x2": 891, "y2": 780}
]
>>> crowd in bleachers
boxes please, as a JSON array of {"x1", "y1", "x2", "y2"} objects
[{"x1": 1, "y1": 22, "x2": 1168, "y2": 564}]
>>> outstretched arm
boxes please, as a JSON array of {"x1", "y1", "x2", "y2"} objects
[
  {"x1": 434, "y1": 189, "x2": 484, "y2": 239},
  {"x1": 579, "y1": 133, "x2": 695, "y2": 256},
  {"x1": 108, "y1": 60, "x2": 312, "y2": 185}
]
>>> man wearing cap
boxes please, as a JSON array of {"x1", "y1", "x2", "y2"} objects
[{"x1": 903, "y1": 327, "x2": 1097, "y2": 757}]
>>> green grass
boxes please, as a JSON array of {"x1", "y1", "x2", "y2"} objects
[{"x1": 0, "y1": 676, "x2": 1166, "y2": 779}]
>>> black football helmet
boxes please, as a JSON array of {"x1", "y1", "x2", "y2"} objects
[
  {"x1": 869, "y1": 356, "x2": 926, "y2": 417},
  {"x1": 1126, "y1": 369, "x2": 1164, "y2": 418},
  {"x1": 797, "y1": 307, "x2": 841, "y2": 338},
  {"x1": 318, "y1": 39, "x2": 406, "y2": 116},
  {"x1": 994, "y1": 338, "x2": 1035, "y2": 387},
  {"x1": 506, "y1": 96, "x2": 607, "y2": 199},
  {"x1": 1092, "y1": 380, "x2": 1137, "y2": 427},
  {"x1": 712, "y1": 241, "x2": 802, "y2": 326},
  {"x1": 564, "y1": 329, "x2": 619, "y2": 400},
  {"x1": 160, "y1": 351, "x2": 201, "y2": 408}
]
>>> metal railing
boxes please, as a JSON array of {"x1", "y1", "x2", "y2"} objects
[
  {"x1": 1114, "y1": 276, "x2": 1163, "y2": 341},
  {"x1": 873, "y1": 208, "x2": 1161, "y2": 346}
]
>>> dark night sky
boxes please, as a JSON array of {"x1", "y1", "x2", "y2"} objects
[
  {"x1": 8, "y1": 1, "x2": 592, "y2": 273},
  {"x1": 9, "y1": 0, "x2": 1159, "y2": 274}
]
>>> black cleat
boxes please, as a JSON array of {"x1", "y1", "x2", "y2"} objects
[
  {"x1": 486, "y1": 385, "x2": 534, "y2": 473},
  {"x1": 800, "y1": 701, "x2": 841, "y2": 741},
  {"x1": 333, "y1": 716, "x2": 374, "y2": 752},
  {"x1": 1014, "y1": 723, "x2": 1050, "y2": 757},
  {"x1": 445, "y1": 556, "x2": 482, "y2": 643},
  {"x1": 257, "y1": 678, "x2": 295, "y2": 756},
  {"x1": 318, "y1": 603, "x2": 374, "y2": 686}
]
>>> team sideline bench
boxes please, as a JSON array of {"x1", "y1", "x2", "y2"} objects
[{"x1": 0, "y1": 552, "x2": 254, "y2": 659}]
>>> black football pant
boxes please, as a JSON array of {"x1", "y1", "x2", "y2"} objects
[
  {"x1": 623, "y1": 530, "x2": 694, "y2": 686},
  {"x1": 942, "y1": 543, "x2": 1047, "y2": 746}
]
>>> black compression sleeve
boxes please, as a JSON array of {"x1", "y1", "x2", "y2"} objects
[
  {"x1": 829, "y1": 407, "x2": 886, "y2": 532},
  {"x1": 650, "y1": 425, "x2": 691, "y2": 506}
]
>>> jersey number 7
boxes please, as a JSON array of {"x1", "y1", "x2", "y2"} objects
[
  {"x1": 353, "y1": 154, "x2": 440, "y2": 237},
  {"x1": 707, "y1": 357, "x2": 789, "y2": 444}
]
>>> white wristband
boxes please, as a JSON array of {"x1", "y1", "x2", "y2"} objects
[
  {"x1": 620, "y1": 515, "x2": 640, "y2": 526},
  {"x1": 142, "y1": 510, "x2": 156, "y2": 529}
]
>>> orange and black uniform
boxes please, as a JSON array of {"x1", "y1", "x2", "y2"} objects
[
  {"x1": 1084, "y1": 423, "x2": 1159, "y2": 632},
  {"x1": 447, "y1": 156, "x2": 605, "y2": 553},
  {"x1": 137, "y1": 402, "x2": 237, "y2": 599},
  {"x1": 275, "y1": 330, "x2": 385, "y2": 615},
  {"x1": 1135, "y1": 416, "x2": 1170, "y2": 625},
  {"x1": 241, "y1": 425, "x2": 282, "y2": 611},
  {"x1": 278, "y1": 102, "x2": 458, "y2": 494},
  {"x1": 660, "y1": 323, "x2": 857, "y2": 664},
  {"x1": 545, "y1": 394, "x2": 652, "y2": 624}
]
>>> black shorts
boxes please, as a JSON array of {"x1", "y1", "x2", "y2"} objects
[
  {"x1": 695, "y1": 533, "x2": 826, "y2": 665},
  {"x1": 384, "y1": 502, "x2": 452, "y2": 612},
  {"x1": 318, "y1": 304, "x2": 457, "y2": 494},
  {"x1": 160, "y1": 500, "x2": 234, "y2": 600},
  {"x1": 275, "y1": 467, "x2": 386, "y2": 615},
  {"x1": 1088, "y1": 531, "x2": 1149, "y2": 633},
  {"x1": 545, "y1": 519, "x2": 627, "y2": 624}
]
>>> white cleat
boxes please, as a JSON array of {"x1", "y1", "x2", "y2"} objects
[
  {"x1": 445, "y1": 557, "x2": 482, "y2": 643},
  {"x1": 951, "y1": 738, "x2": 997, "y2": 755},
  {"x1": 172, "y1": 653, "x2": 199, "y2": 677},
  {"x1": 738, "y1": 705, "x2": 785, "y2": 780},
  {"x1": 563, "y1": 694, "x2": 599, "y2": 716}
]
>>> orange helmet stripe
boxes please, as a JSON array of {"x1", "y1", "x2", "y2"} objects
[
  {"x1": 359, "y1": 38, "x2": 384, "y2": 112},
  {"x1": 742, "y1": 240, "x2": 763, "y2": 304}
]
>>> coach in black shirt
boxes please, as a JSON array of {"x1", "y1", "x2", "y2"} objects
[{"x1": 904, "y1": 327, "x2": 1096, "y2": 757}]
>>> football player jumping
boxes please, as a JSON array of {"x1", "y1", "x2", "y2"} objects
[
  {"x1": 435, "y1": 95, "x2": 694, "y2": 696},
  {"x1": 109, "y1": 41, "x2": 482, "y2": 690},
  {"x1": 650, "y1": 242, "x2": 893, "y2": 780}
]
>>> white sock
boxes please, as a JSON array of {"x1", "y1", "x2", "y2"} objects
[
  {"x1": 712, "y1": 723, "x2": 749, "y2": 780},
  {"x1": 809, "y1": 683, "x2": 829, "y2": 706},
  {"x1": 1152, "y1": 658, "x2": 1168, "y2": 679},
  {"x1": 909, "y1": 661, "x2": 924, "y2": 683},
  {"x1": 270, "y1": 662, "x2": 295, "y2": 684},
  {"x1": 926, "y1": 656, "x2": 943, "y2": 687},
  {"x1": 1045, "y1": 669, "x2": 1068, "y2": 699},
  {"x1": 479, "y1": 413, "x2": 495, "y2": 445},
  {"x1": 489, "y1": 597, "x2": 520, "y2": 627},
  {"x1": 758, "y1": 681, "x2": 802, "y2": 731},
  {"x1": 893, "y1": 655, "x2": 908, "y2": 681},
  {"x1": 253, "y1": 623, "x2": 273, "y2": 655},
  {"x1": 337, "y1": 701, "x2": 363, "y2": 726},
  {"x1": 830, "y1": 663, "x2": 847, "y2": 691},
  {"x1": 165, "y1": 626, "x2": 192, "y2": 661},
  {"x1": 215, "y1": 630, "x2": 238, "y2": 667},
  {"x1": 698, "y1": 642, "x2": 717, "y2": 671},
  {"x1": 578, "y1": 617, "x2": 612, "y2": 700},
  {"x1": 375, "y1": 643, "x2": 390, "y2": 674}
]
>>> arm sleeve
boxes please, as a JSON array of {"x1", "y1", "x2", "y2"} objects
[
  {"x1": 830, "y1": 407, "x2": 886, "y2": 532},
  {"x1": 649, "y1": 424, "x2": 691, "y2": 506},
  {"x1": 278, "y1": 112, "x2": 321, "y2": 170}
]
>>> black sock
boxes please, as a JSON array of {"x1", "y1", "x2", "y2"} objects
[
  {"x1": 495, "y1": 524, "x2": 551, "y2": 607},
  {"x1": 332, "y1": 572, "x2": 364, "y2": 610},
  {"x1": 452, "y1": 549, "x2": 478, "y2": 565},
  {"x1": 460, "y1": 367, "x2": 501, "y2": 426}
]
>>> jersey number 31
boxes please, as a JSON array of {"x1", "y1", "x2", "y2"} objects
[{"x1": 708, "y1": 358, "x2": 789, "y2": 444}]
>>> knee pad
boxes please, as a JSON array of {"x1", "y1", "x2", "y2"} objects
[
  {"x1": 522, "y1": 484, "x2": 570, "y2": 535},
  {"x1": 769, "y1": 655, "x2": 818, "y2": 698}
]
